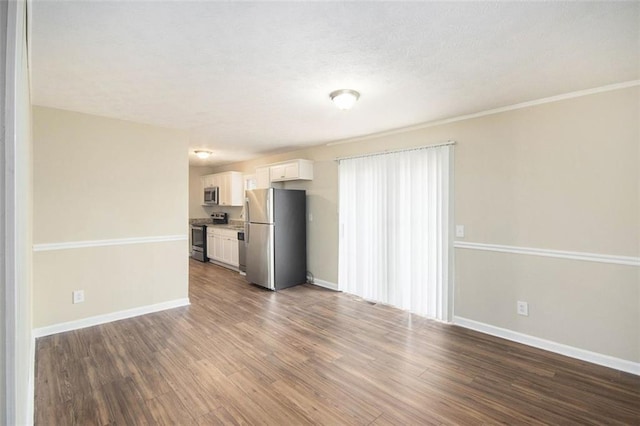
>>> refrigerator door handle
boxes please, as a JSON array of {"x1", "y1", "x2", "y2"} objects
[{"x1": 246, "y1": 222, "x2": 250, "y2": 243}]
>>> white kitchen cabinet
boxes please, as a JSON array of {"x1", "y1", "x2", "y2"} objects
[
  {"x1": 207, "y1": 227, "x2": 239, "y2": 268},
  {"x1": 201, "y1": 171, "x2": 243, "y2": 206},
  {"x1": 223, "y1": 238, "x2": 239, "y2": 266},
  {"x1": 212, "y1": 234, "x2": 224, "y2": 261},
  {"x1": 206, "y1": 232, "x2": 215, "y2": 259},
  {"x1": 202, "y1": 174, "x2": 216, "y2": 188},
  {"x1": 269, "y1": 159, "x2": 313, "y2": 182},
  {"x1": 255, "y1": 167, "x2": 271, "y2": 189},
  {"x1": 244, "y1": 174, "x2": 257, "y2": 191},
  {"x1": 218, "y1": 171, "x2": 244, "y2": 206}
]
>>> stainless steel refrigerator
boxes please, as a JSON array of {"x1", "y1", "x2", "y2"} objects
[{"x1": 245, "y1": 188, "x2": 307, "y2": 290}]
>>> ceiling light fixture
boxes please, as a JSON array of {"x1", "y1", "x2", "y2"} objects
[
  {"x1": 194, "y1": 150, "x2": 213, "y2": 159},
  {"x1": 329, "y1": 89, "x2": 360, "y2": 110}
]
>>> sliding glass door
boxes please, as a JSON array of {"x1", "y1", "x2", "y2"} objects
[{"x1": 338, "y1": 143, "x2": 452, "y2": 321}]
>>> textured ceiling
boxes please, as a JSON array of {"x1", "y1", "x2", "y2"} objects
[{"x1": 31, "y1": 1, "x2": 639, "y2": 166}]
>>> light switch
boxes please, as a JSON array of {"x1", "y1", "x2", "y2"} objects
[{"x1": 455, "y1": 225, "x2": 465, "y2": 238}]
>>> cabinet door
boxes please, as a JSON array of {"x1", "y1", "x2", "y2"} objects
[
  {"x1": 283, "y1": 162, "x2": 299, "y2": 179},
  {"x1": 222, "y1": 238, "x2": 232, "y2": 265},
  {"x1": 244, "y1": 174, "x2": 256, "y2": 191},
  {"x1": 218, "y1": 173, "x2": 230, "y2": 206},
  {"x1": 212, "y1": 235, "x2": 224, "y2": 261},
  {"x1": 270, "y1": 162, "x2": 300, "y2": 181},
  {"x1": 203, "y1": 174, "x2": 216, "y2": 188},
  {"x1": 229, "y1": 239, "x2": 239, "y2": 267},
  {"x1": 256, "y1": 167, "x2": 270, "y2": 188},
  {"x1": 270, "y1": 164, "x2": 286, "y2": 181},
  {"x1": 221, "y1": 238, "x2": 239, "y2": 267},
  {"x1": 228, "y1": 172, "x2": 244, "y2": 206},
  {"x1": 206, "y1": 234, "x2": 215, "y2": 259}
]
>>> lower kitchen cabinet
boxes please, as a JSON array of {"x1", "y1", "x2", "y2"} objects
[
  {"x1": 207, "y1": 228, "x2": 239, "y2": 268},
  {"x1": 206, "y1": 233, "x2": 215, "y2": 260},
  {"x1": 222, "y1": 238, "x2": 239, "y2": 266}
]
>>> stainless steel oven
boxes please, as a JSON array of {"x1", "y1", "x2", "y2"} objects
[{"x1": 191, "y1": 224, "x2": 208, "y2": 262}]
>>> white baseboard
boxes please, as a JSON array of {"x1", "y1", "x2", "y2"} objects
[
  {"x1": 208, "y1": 258, "x2": 239, "y2": 272},
  {"x1": 311, "y1": 278, "x2": 339, "y2": 291},
  {"x1": 33, "y1": 298, "x2": 191, "y2": 338},
  {"x1": 453, "y1": 316, "x2": 640, "y2": 376}
]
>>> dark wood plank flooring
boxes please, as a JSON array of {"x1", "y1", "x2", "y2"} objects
[{"x1": 35, "y1": 259, "x2": 640, "y2": 425}]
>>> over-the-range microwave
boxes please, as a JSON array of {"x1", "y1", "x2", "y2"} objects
[{"x1": 204, "y1": 186, "x2": 219, "y2": 205}]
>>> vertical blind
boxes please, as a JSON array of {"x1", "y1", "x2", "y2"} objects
[{"x1": 338, "y1": 144, "x2": 451, "y2": 321}]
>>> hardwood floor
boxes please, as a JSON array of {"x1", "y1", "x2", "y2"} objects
[{"x1": 35, "y1": 259, "x2": 640, "y2": 425}]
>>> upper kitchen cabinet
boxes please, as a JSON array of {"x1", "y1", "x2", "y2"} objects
[
  {"x1": 202, "y1": 174, "x2": 217, "y2": 189},
  {"x1": 244, "y1": 174, "x2": 257, "y2": 191},
  {"x1": 255, "y1": 167, "x2": 270, "y2": 189},
  {"x1": 269, "y1": 159, "x2": 313, "y2": 182},
  {"x1": 217, "y1": 171, "x2": 244, "y2": 206}
]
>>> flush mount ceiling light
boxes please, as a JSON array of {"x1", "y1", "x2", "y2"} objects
[
  {"x1": 194, "y1": 150, "x2": 213, "y2": 159},
  {"x1": 329, "y1": 89, "x2": 360, "y2": 110}
]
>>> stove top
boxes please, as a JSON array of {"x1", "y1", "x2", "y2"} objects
[{"x1": 211, "y1": 211, "x2": 228, "y2": 224}]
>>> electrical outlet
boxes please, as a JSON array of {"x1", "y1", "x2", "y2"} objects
[
  {"x1": 309, "y1": 213, "x2": 313, "y2": 222},
  {"x1": 73, "y1": 290, "x2": 85, "y2": 304},
  {"x1": 455, "y1": 225, "x2": 465, "y2": 238},
  {"x1": 517, "y1": 301, "x2": 528, "y2": 316}
]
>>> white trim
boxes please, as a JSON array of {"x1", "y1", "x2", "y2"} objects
[
  {"x1": 453, "y1": 316, "x2": 640, "y2": 376},
  {"x1": 32, "y1": 298, "x2": 190, "y2": 338},
  {"x1": 454, "y1": 241, "x2": 639, "y2": 267},
  {"x1": 3, "y1": 0, "x2": 20, "y2": 424},
  {"x1": 326, "y1": 80, "x2": 640, "y2": 147},
  {"x1": 311, "y1": 278, "x2": 338, "y2": 291},
  {"x1": 33, "y1": 234, "x2": 188, "y2": 252}
]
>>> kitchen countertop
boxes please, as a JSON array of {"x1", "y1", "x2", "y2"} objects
[{"x1": 189, "y1": 218, "x2": 244, "y2": 231}]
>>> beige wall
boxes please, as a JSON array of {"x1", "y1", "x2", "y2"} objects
[
  {"x1": 213, "y1": 86, "x2": 639, "y2": 363},
  {"x1": 34, "y1": 243, "x2": 187, "y2": 325},
  {"x1": 32, "y1": 107, "x2": 189, "y2": 328}
]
